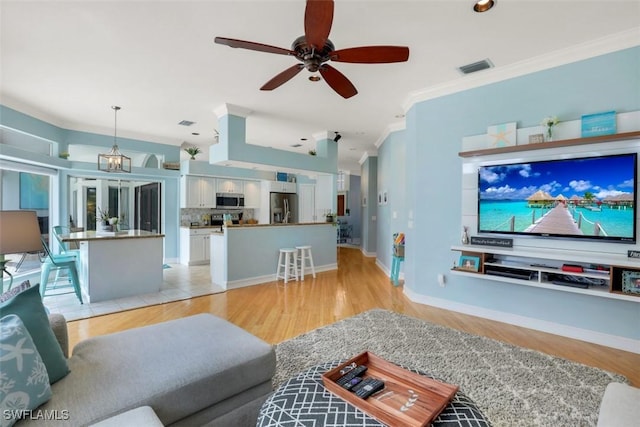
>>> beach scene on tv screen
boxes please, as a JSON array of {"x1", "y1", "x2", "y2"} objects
[{"x1": 478, "y1": 155, "x2": 636, "y2": 239}]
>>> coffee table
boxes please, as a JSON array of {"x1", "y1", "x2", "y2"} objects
[{"x1": 257, "y1": 361, "x2": 490, "y2": 426}]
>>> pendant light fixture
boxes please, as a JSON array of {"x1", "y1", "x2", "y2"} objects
[{"x1": 98, "y1": 106, "x2": 131, "y2": 173}]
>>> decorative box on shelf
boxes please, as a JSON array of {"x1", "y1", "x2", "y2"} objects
[{"x1": 322, "y1": 351, "x2": 458, "y2": 426}]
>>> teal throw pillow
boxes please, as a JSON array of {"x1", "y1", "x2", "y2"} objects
[
  {"x1": 0, "y1": 283, "x2": 69, "y2": 383},
  {"x1": 0, "y1": 314, "x2": 52, "y2": 427}
]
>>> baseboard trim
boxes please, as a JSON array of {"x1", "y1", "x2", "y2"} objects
[
  {"x1": 220, "y1": 263, "x2": 339, "y2": 290},
  {"x1": 403, "y1": 287, "x2": 640, "y2": 354},
  {"x1": 361, "y1": 249, "x2": 376, "y2": 257}
]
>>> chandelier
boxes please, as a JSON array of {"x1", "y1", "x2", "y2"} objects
[{"x1": 98, "y1": 106, "x2": 131, "y2": 173}]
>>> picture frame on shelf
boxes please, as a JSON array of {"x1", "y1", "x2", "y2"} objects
[
  {"x1": 621, "y1": 270, "x2": 640, "y2": 295},
  {"x1": 458, "y1": 255, "x2": 480, "y2": 272},
  {"x1": 528, "y1": 133, "x2": 545, "y2": 144},
  {"x1": 486, "y1": 122, "x2": 516, "y2": 148},
  {"x1": 581, "y1": 111, "x2": 616, "y2": 138}
]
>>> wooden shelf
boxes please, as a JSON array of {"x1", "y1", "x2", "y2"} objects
[
  {"x1": 451, "y1": 246, "x2": 640, "y2": 302},
  {"x1": 458, "y1": 131, "x2": 640, "y2": 158}
]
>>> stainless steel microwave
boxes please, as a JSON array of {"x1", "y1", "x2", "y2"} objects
[{"x1": 216, "y1": 193, "x2": 244, "y2": 209}]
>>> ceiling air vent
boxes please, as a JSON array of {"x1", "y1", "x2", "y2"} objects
[
  {"x1": 178, "y1": 120, "x2": 196, "y2": 126},
  {"x1": 458, "y1": 59, "x2": 493, "y2": 75},
  {"x1": 290, "y1": 143, "x2": 303, "y2": 148}
]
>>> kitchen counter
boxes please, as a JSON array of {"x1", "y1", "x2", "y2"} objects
[
  {"x1": 60, "y1": 229, "x2": 164, "y2": 242},
  {"x1": 210, "y1": 223, "x2": 337, "y2": 290},
  {"x1": 59, "y1": 230, "x2": 164, "y2": 303},
  {"x1": 226, "y1": 222, "x2": 332, "y2": 228}
]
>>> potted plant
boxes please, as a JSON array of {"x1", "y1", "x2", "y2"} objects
[
  {"x1": 97, "y1": 207, "x2": 112, "y2": 231},
  {"x1": 184, "y1": 146, "x2": 201, "y2": 160},
  {"x1": 324, "y1": 212, "x2": 336, "y2": 223}
]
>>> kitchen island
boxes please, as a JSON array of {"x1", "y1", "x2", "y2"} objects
[
  {"x1": 60, "y1": 230, "x2": 165, "y2": 303},
  {"x1": 210, "y1": 223, "x2": 337, "y2": 290}
]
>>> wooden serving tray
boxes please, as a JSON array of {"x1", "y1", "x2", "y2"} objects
[{"x1": 322, "y1": 351, "x2": 459, "y2": 427}]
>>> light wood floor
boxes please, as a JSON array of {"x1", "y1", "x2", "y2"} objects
[{"x1": 67, "y1": 247, "x2": 640, "y2": 386}]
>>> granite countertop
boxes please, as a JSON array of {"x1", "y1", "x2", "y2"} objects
[
  {"x1": 60, "y1": 229, "x2": 165, "y2": 242},
  {"x1": 226, "y1": 222, "x2": 334, "y2": 228}
]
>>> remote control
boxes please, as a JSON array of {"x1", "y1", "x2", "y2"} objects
[
  {"x1": 353, "y1": 377, "x2": 385, "y2": 399},
  {"x1": 341, "y1": 376, "x2": 363, "y2": 390},
  {"x1": 336, "y1": 365, "x2": 367, "y2": 387}
]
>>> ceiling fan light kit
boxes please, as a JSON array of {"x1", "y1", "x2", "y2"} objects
[{"x1": 214, "y1": 0, "x2": 410, "y2": 99}]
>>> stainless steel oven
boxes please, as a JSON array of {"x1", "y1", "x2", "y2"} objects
[{"x1": 216, "y1": 193, "x2": 244, "y2": 209}]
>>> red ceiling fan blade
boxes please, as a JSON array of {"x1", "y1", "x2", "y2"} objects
[
  {"x1": 304, "y1": 0, "x2": 334, "y2": 50},
  {"x1": 319, "y1": 64, "x2": 357, "y2": 99},
  {"x1": 330, "y1": 46, "x2": 410, "y2": 63},
  {"x1": 214, "y1": 37, "x2": 295, "y2": 56},
  {"x1": 260, "y1": 64, "x2": 305, "y2": 91}
]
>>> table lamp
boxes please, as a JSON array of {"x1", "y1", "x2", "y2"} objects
[{"x1": 0, "y1": 210, "x2": 43, "y2": 290}]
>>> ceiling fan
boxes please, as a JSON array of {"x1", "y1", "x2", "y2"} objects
[{"x1": 214, "y1": 0, "x2": 409, "y2": 99}]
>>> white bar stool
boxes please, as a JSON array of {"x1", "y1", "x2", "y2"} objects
[
  {"x1": 276, "y1": 248, "x2": 298, "y2": 283},
  {"x1": 296, "y1": 245, "x2": 316, "y2": 280}
]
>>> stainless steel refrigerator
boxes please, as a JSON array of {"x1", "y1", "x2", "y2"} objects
[{"x1": 270, "y1": 192, "x2": 298, "y2": 224}]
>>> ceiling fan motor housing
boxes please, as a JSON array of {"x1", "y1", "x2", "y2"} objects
[{"x1": 292, "y1": 35, "x2": 335, "y2": 72}]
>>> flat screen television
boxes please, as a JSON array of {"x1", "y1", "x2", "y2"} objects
[{"x1": 477, "y1": 153, "x2": 637, "y2": 243}]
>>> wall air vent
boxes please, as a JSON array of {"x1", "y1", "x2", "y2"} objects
[
  {"x1": 458, "y1": 59, "x2": 493, "y2": 75},
  {"x1": 178, "y1": 120, "x2": 196, "y2": 126}
]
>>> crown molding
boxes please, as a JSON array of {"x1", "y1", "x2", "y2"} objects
[
  {"x1": 375, "y1": 120, "x2": 406, "y2": 148},
  {"x1": 213, "y1": 103, "x2": 253, "y2": 119},
  {"x1": 402, "y1": 28, "x2": 640, "y2": 112},
  {"x1": 358, "y1": 150, "x2": 377, "y2": 165},
  {"x1": 312, "y1": 130, "x2": 332, "y2": 141}
]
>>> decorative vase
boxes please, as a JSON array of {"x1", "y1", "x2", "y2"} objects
[
  {"x1": 461, "y1": 228, "x2": 470, "y2": 245},
  {"x1": 546, "y1": 126, "x2": 553, "y2": 142}
]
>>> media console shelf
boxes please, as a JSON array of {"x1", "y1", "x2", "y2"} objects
[
  {"x1": 458, "y1": 130, "x2": 640, "y2": 158},
  {"x1": 451, "y1": 245, "x2": 640, "y2": 302}
]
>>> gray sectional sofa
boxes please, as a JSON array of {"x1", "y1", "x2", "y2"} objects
[{"x1": 21, "y1": 313, "x2": 276, "y2": 426}]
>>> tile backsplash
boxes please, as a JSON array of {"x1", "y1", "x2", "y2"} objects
[{"x1": 180, "y1": 208, "x2": 255, "y2": 226}]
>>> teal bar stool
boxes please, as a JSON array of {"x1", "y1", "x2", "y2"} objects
[
  {"x1": 40, "y1": 237, "x2": 83, "y2": 304},
  {"x1": 52, "y1": 226, "x2": 80, "y2": 260}
]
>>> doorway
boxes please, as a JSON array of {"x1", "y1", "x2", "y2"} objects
[{"x1": 135, "y1": 182, "x2": 161, "y2": 232}]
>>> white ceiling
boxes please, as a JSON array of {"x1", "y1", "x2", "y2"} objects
[{"x1": 1, "y1": 1, "x2": 639, "y2": 174}]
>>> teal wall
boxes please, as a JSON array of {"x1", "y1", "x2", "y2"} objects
[
  {"x1": 376, "y1": 46, "x2": 640, "y2": 341},
  {"x1": 360, "y1": 156, "x2": 378, "y2": 254},
  {"x1": 376, "y1": 130, "x2": 407, "y2": 271}
]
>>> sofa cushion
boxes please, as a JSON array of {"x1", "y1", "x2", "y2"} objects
[
  {"x1": 0, "y1": 314, "x2": 52, "y2": 427},
  {"x1": 0, "y1": 283, "x2": 69, "y2": 384},
  {"x1": 597, "y1": 382, "x2": 640, "y2": 427},
  {"x1": 20, "y1": 313, "x2": 275, "y2": 426},
  {"x1": 89, "y1": 406, "x2": 163, "y2": 427}
]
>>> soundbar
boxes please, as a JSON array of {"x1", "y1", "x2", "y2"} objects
[{"x1": 485, "y1": 268, "x2": 534, "y2": 280}]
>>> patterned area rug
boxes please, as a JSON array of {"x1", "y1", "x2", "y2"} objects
[{"x1": 274, "y1": 309, "x2": 626, "y2": 427}]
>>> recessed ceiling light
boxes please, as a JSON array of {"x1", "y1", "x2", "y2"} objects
[
  {"x1": 178, "y1": 120, "x2": 196, "y2": 126},
  {"x1": 395, "y1": 114, "x2": 405, "y2": 118},
  {"x1": 192, "y1": 132, "x2": 200, "y2": 136},
  {"x1": 300, "y1": 137, "x2": 308, "y2": 141},
  {"x1": 473, "y1": 0, "x2": 495, "y2": 13}
]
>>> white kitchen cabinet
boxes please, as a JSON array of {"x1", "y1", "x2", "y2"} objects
[
  {"x1": 180, "y1": 228, "x2": 212, "y2": 265},
  {"x1": 181, "y1": 176, "x2": 216, "y2": 208},
  {"x1": 268, "y1": 181, "x2": 296, "y2": 193},
  {"x1": 217, "y1": 179, "x2": 243, "y2": 194},
  {"x1": 243, "y1": 180, "x2": 261, "y2": 208}
]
